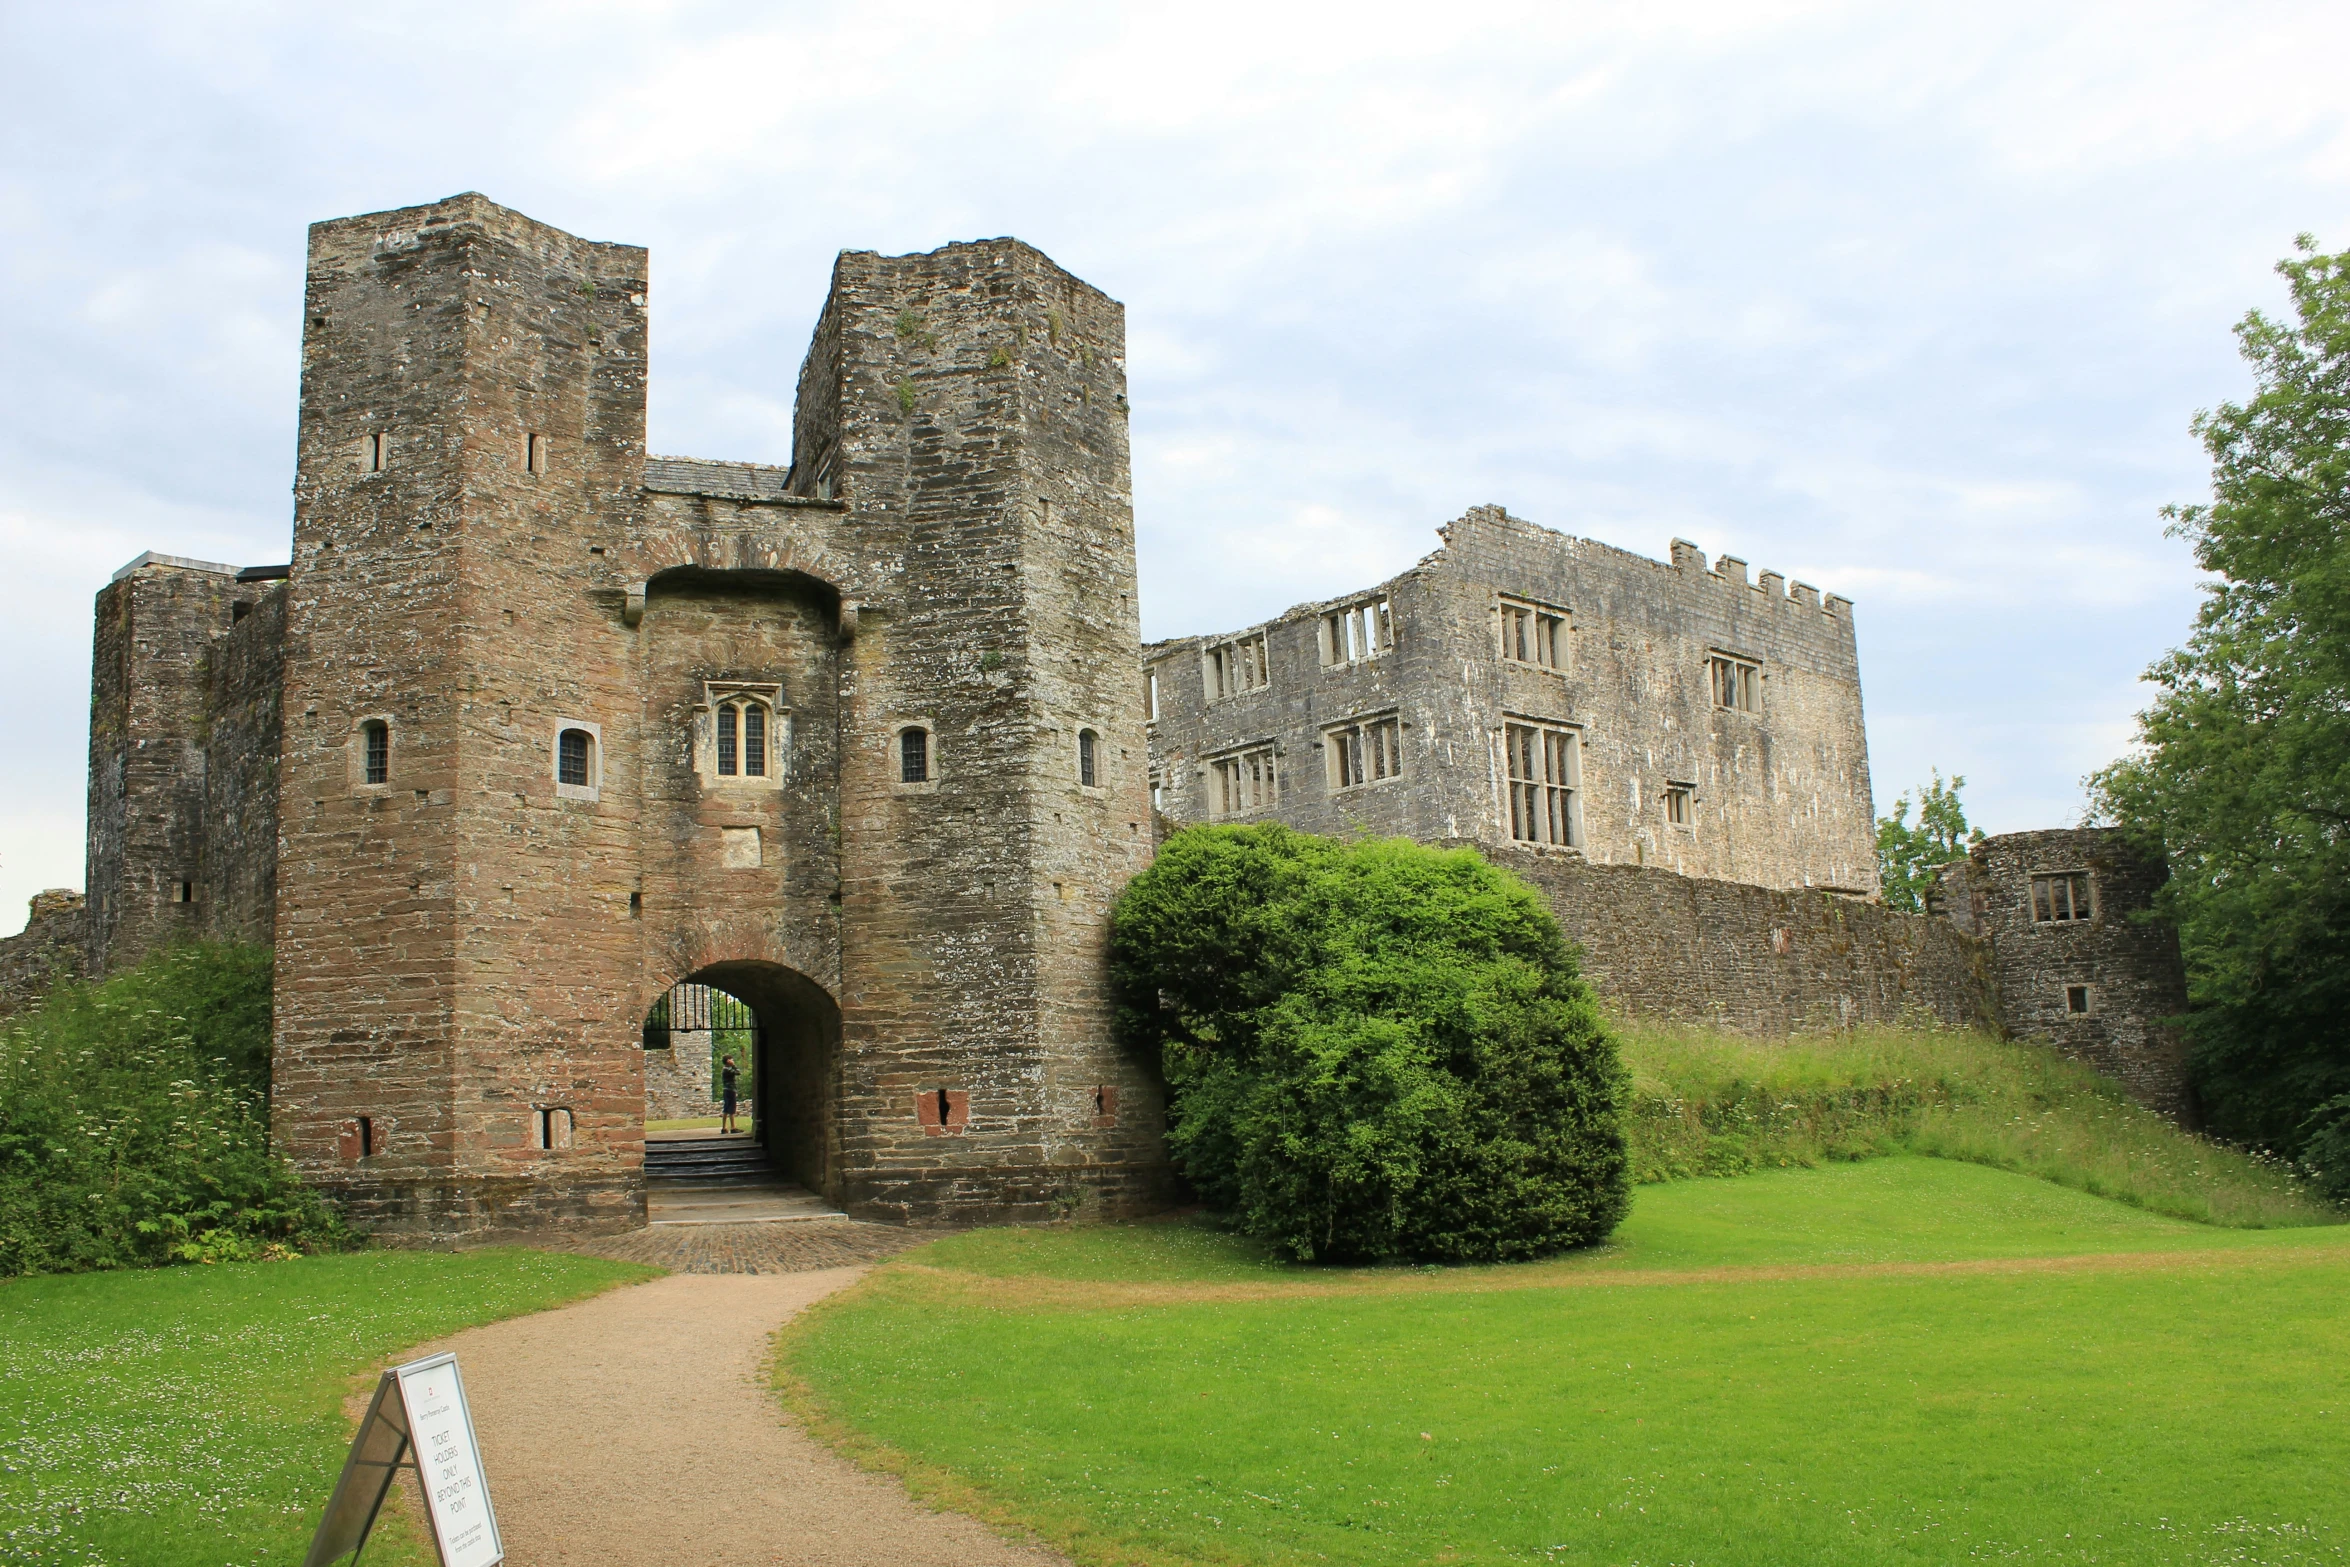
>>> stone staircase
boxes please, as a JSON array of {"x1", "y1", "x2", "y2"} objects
[{"x1": 643, "y1": 1129, "x2": 843, "y2": 1225}]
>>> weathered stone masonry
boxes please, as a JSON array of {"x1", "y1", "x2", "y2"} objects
[
  {"x1": 46, "y1": 194, "x2": 2200, "y2": 1245},
  {"x1": 70, "y1": 193, "x2": 1171, "y2": 1240},
  {"x1": 1152, "y1": 518, "x2": 2188, "y2": 1111}
]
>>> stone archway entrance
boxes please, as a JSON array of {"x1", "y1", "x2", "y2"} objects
[{"x1": 638, "y1": 960, "x2": 842, "y2": 1221}]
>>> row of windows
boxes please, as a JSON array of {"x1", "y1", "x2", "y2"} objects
[
  {"x1": 1197, "y1": 720, "x2": 1705, "y2": 849},
  {"x1": 1159, "y1": 595, "x2": 1763, "y2": 717},
  {"x1": 350, "y1": 716, "x2": 1104, "y2": 797}
]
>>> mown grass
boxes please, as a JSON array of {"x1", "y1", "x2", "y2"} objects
[
  {"x1": 0, "y1": 1249, "x2": 654, "y2": 1567},
  {"x1": 781, "y1": 1159, "x2": 2350, "y2": 1567},
  {"x1": 1619, "y1": 1022, "x2": 2336, "y2": 1227}
]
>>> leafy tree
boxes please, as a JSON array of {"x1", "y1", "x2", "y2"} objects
[
  {"x1": 1110, "y1": 824, "x2": 1628, "y2": 1263},
  {"x1": 1875, "y1": 770, "x2": 1984, "y2": 913},
  {"x1": 2090, "y1": 237, "x2": 2350, "y2": 1196}
]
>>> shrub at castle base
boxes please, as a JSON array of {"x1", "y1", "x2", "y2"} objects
[
  {"x1": 1111, "y1": 825, "x2": 1629, "y2": 1263},
  {"x1": 0, "y1": 944, "x2": 348, "y2": 1275}
]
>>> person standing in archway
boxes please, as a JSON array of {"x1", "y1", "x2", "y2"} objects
[{"x1": 720, "y1": 1054, "x2": 740, "y2": 1135}]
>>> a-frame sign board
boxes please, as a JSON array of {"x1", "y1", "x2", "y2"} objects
[{"x1": 303, "y1": 1351, "x2": 504, "y2": 1567}]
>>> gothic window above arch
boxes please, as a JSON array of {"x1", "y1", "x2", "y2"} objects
[{"x1": 697, "y1": 683, "x2": 786, "y2": 789}]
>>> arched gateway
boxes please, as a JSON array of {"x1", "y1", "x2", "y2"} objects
[
  {"x1": 244, "y1": 193, "x2": 1172, "y2": 1242},
  {"x1": 641, "y1": 962, "x2": 842, "y2": 1200}
]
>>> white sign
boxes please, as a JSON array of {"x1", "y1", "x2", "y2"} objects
[
  {"x1": 302, "y1": 1351, "x2": 502, "y2": 1567},
  {"x1": 395, "y1": 1354, "x2": 504, "y2": 1567}
]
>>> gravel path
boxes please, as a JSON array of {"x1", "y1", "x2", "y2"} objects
[{"x1": 401, "y1": 1262, "x2": 1066, "y2": 1565}]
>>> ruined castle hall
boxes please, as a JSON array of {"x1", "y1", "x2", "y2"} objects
[{"x1": 37, "y1": 193, "x2": 2194, "y2": 1241}]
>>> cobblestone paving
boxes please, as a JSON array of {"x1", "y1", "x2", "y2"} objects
[{"x1": 566, "y1": 1219, "x2": 947, "y2": 1275}]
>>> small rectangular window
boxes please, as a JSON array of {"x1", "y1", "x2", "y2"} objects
[
  {"x1": 1499, "y1": 596, "x2": 1570, "y2": 670},
  {"x1": 558, "y1": 728, "x2": 593, "y2": 788},
  {"x1": 1320, "y1": 597, "x2": 1394, "y2": 666},
  {"x1": 1709, "y1": 653, "x2": 1761, "y2": 712},
  {"x1": 1147, "y1": 667, "x2": 1160, "y2": 723},
  {"x1": 1664, "y1": 782, "x2": 1693, "y2": 826},
  {"x1": 717, "y1": 704, "x2": 738, "y2": 776},
  {"x1": 2032, "y1": 872, "x2": 2093, "y2": 923},
  {"x1": 1079, "y1": 729, "x2": 1099, "y2": 788},
  {"x1": 1206, "y1": 634, "x2": 1271, "y2": 699},
  {"x1": 526, "y1": 433, "x2": 548, "y2": 475},
  {"x1": 1504, "y1": 720, "x2": 1581, "y2": 846},
  {"x1": 358, "y1": 1116, "x2": 374, "y2": 1158},
  {"x1": 2065, "y1": 984, "x2": 2093, "y2": 1014},
  {"x1": 175, "y1": 879, "x2": 195, "y2": 904},
  {"x1": 1209, "y1": 745, "x2": 1277, "y2": 817},
  {"x1": 363, "y1": 719, "x2": 390, "y2": 785},
  {"x1": 366, "y1": 432, "x2": 388, "y2": 473},
  {"x1": 1325, "y1": 715, "x2": 1402, "y2": 790},
  {"x1": 900, "y1": 727, "x2": 930, "y2": 784}
]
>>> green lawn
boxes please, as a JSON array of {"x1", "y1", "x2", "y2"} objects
[
  {"x1": 782, "y1": 1159, "x2": 2350, "y2": 1567},
  {"x1": 0, "y1": 1249, "x2": 654, "y2": 1567}
]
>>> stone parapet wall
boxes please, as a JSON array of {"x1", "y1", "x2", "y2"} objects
[{"x1": 1469, "y1": 841, "x2": 1996, "y2": 1034}]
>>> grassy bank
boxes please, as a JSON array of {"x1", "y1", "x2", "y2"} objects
[
  {"x1": 1620, "y1": 1022, "x2": 2336, "y2": 1227},
  {"x1": 0, "y1": 1248, "x2": 655, "y2": 1567},
  {"x1": 781, "y1": 1159, "x2": 2350, "y2": 1567}
]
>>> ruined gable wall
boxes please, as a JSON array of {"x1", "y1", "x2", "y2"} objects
[
  {"x1": 1434, "y1": 509, "x2": 1875, "y2": 892},
  {"x1": 1148, "y1": 506, "x2": 1875, "y2": 895}
]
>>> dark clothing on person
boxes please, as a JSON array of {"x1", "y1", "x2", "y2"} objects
[{"x1": 722, "y1": 1063, "x2": 739, "y2": 1114}]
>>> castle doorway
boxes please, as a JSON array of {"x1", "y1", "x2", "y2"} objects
[{"x1": 639, "y1": 960, "x2": 840, "y2": 1201}]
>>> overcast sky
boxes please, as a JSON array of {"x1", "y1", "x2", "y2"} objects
[{"x1": 4, "y1": 1, "x2": 2347, "y2": 933}]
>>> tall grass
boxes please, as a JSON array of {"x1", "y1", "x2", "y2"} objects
[
  {"x1": 1618, "y1": 1021, "x2": 2340, "y2": 1228},
  {"x1": 0, "y1": 943, "x2": 349, "y2": 1274}
]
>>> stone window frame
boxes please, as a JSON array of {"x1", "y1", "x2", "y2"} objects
[
  {"x1": 890, "y1": 718, "x2": 940, "y2": 793},
  {"x1": 2063, "y1": 982, "x2": 2098, "y2": 1016},
  {"x1": 1146, "y1": 664, "x2": 1161, "y2": 725},
  {"x1": 553, "y1": 719, "x2": 602, "y2": 803},
  {"x1": 1323, "y1": 710, "x2": 1403, "y2": 792},
  {"x1": 348, "y1": 712, "x2": 397, "y2": 793},
  {"x1": 1662, "y1": 779, "x2": 1696, "y2": 829},
  {"x1": 1205, "y1": 740, "x2": 1279, "y2": 818},
  {"x1": 1708, "y1": 649, "x2": 1763, "y2": 713},
  {"x1": 532, "y1": 1105, "x2": 575, "y2": 1151},
  {"x1": 1203, "y1": 631, "x2": 1272, "y2": 700},
  {"x1": 1076, "y1": 725, "x2": 1104, "y2": 792},
  {"x1": 1501, "y1": 715, "x2": 1583, "y2": 849},
  {"x1": 1497, "y1": 593, "x2": 1572, "y2": 674},
  {"x1": 695, "y1": 681, "x2": 787, "y2": 792},
  {"x1": 1318, "y1": 596, "x2": 1394, "y2": 668},
  {"x1": 352, "y1": 431, "x2": 392, "y2": 477},
  {"x1": 2030, "y1": 869, "x2": 2097, "y2": 924}
]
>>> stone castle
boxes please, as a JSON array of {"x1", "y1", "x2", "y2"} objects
[{"x1": 0, "y1": 194, "x2": 2193, "y2": 1241}]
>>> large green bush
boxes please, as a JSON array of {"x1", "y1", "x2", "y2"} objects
[
  {"x1": 1110, "y1": 825, "x2": 1628, "y2": 1263},
  {"x1": 0, "y1": 943, "x2": 349, "y2": 1274}
]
